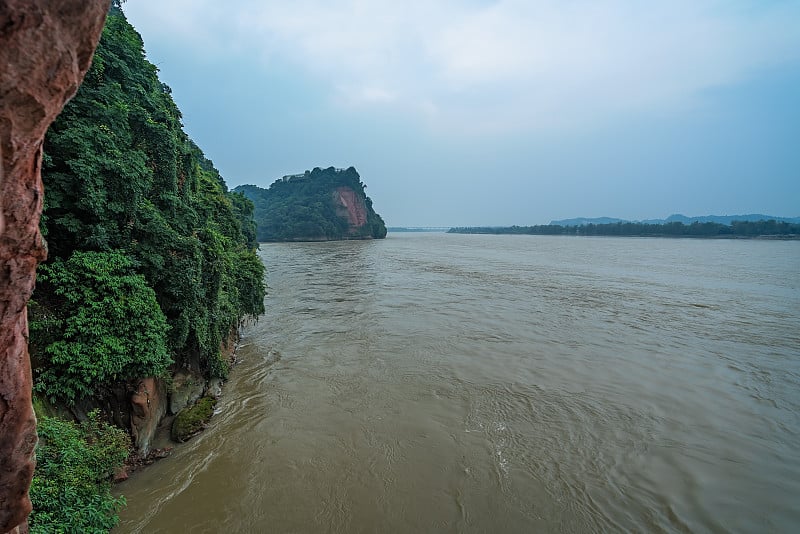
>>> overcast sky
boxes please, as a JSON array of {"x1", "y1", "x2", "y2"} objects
[{"x1": 123, "y1": 0, "x2": 800, "y2": 226}]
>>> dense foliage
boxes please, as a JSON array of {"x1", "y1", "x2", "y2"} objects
[
  {"x1": 235, "y1": 166, "x2": 387, "y2": 241},
  {"x1": 28, "y1": 5, "x2": 266, "y2": 530},
  {"x1": 29, "y1": 411, "x2": 130, "y2": 533},
  {"x1": 31, "y1": 5, "x2": 265, "y2": 400},
  {"x1": 31, "y1": 251, "x2": 170, "y2": 404},
  {"x1": 448, "y1": 220, "x2": 800, "y2": 238}
]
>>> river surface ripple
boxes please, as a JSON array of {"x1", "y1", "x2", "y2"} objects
[{"x1": 116, "y1": 233, "x2": 800, "y2": 533}]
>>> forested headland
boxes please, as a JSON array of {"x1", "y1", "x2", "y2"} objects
[
  {"x1": 448, "y1": 220, "x2": 800, "y2": 238},
  {"x1": 235, "y1": 166, "x2": 387, "y2": 242},
  {"x1": 26, "y1": 3, "x2": 266, "y2": 531}
]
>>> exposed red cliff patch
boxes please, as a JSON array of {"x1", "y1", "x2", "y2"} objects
[
  {"x1": 333, "y1": 186, "x2": 368, "y2": 232},
  {"x1": 0, "y1": 1, "x2": 109, "y2": 531}
]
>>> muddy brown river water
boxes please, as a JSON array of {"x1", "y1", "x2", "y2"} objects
[{"x1": 116, "y1": 233, "x2": 800, "y2": 533}]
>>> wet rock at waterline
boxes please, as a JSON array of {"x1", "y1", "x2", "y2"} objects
[{"x1": 171, "y1": 396, "x2": 217, "y2": 442}]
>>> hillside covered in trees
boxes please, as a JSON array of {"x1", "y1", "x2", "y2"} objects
[
  {"x1": 550, "y1": 213, "x2": 800, "y2": 226},
  {"x1": 235, "y1": 167, "x2": 387, "y2": 242},
  {"x1": 26, "y1": 3, "x2": 266, "y2": 531},
  {"x1": 449, "y1": 220, "x2": 800, "y2": 238}
]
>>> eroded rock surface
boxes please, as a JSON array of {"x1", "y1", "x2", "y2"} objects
[
  {"x1": 333, "y1": 187, "x2": 368, "y2": 233},
  {"x1": 170, "y1": 370, "x2": 205, "y2": 415},
  {"x1": 0, "y1": 1, "x2": 108, "y2": 531},
  {"x1": 131, "y1": 377, "x2": 167, "y2": 457}
]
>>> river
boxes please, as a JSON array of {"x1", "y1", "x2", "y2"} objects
[{"x1": 115, "y1": 233, "x2": 800, "y2": 533}]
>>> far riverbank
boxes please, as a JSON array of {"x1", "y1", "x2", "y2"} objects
[{"x1": 449, "y1": 219, "x2": 800, "y2": 239}]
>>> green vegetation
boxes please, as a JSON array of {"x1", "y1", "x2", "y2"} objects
[
  {"x1": 235, "y1": 166, "x2": 387, "y2": 241},
  {"x1": 171, "y1": 396, "x2": 217, "y2": 442},
  {"x1": 31, "y1": 251, "x2": 170, "y2": 405},
  {"x1": 32, "y1": 4, "x2": 265, "y2": 395},
  {"x1": 29, "y1": 411, "x2": 130, "y2": 533},
  {"x1": 387, "y1": 227, "x2": 450, "y2": 233},
  {"x1": 27, "y1": 4, "x2": 266, "y2": 530},
  {"x1": 448, "y1": 220, "x2": 800, "y2": 238}
]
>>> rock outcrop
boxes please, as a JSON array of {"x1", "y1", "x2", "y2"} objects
[
  {"x1": 169, "y1": 370, "x2": 206, "y2": 415},
  {"x1": 333, "y1": 187, "x2": 368, "y2": 232},
  {"x1": 0, "y1": 1, "x2": 108, "y2": 531},
  {"x1": 171, "y1": 396, "x2": 217, "y2": 443},
  {"x1": 130, "y1": 377, "x2": 168, "y2": 457}
]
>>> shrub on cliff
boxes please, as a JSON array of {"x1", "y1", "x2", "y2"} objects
[
  {"x1": 31, "y1": 250, "x2": 171, "y2": 404},
  {"x1": 29, "y1": 411, "x2": 130, "y2": 533}
]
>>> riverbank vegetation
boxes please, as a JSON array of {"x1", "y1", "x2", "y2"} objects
[
  {"x1": 29, "y1": 412, "x2": 129, "y2": 533},
  {"x1": 27, "y1": 3, "x2": 266, "y2": 531},
  {"x1": 448, "y1": 220, "x2": 800, "y2": 238}
]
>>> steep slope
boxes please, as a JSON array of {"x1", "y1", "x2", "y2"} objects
[
  {"x1": 24, "y1": 4, "x2": 266, "y2": 530},
  {"x1": 236, "y1": 166, "x2": 387, "y2": 242},
  {"x1": 33, "y1": 2, "x2": 265, "y2": 435}
]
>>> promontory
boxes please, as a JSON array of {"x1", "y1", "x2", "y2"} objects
[{"x1": 235, "y1": 166, "x2": 387, "y2": 242}]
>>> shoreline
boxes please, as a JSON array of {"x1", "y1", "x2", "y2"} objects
[{"x1": 114, "y1": 336, "x2": 243, "y2": 483}]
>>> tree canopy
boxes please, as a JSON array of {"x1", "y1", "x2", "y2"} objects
[
  {"x1": 448, "y1": 220, "x2": 800, "y2": 238},
  {"x1": 32, "y1": 6, "x2": 266, "y2": 398},
  {"x1": 31, "y1": 251, "x2": 171, "y2": 404}
]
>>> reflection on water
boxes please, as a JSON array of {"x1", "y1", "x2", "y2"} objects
[{"x1": 116, "y1": 234, "x2": 800, "y2": 533}]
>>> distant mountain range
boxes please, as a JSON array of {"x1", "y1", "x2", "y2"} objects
[{"x1": 550, "y1": 214, "x2": 800, "y2": 227}]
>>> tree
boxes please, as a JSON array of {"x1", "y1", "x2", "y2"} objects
[{"x1": 31, "y1": 251, "x2": 171, "y2": 404}]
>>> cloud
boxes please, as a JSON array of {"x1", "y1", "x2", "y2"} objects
[
  {"x1": 125, "y1": 0, "x2": 800, "y2": 135},
  {"x1": 338, "y1": 85, "x2": 398, "y2": 105}
]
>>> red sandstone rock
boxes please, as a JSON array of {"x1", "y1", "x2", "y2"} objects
[
  {"x1": 112, "y1": 465, "x2": 129, "y2": 483},
  {"x1": 0, "y1": 1, "x2": 108, "y2": 531},
  {"x1": 334, "y1": 187, "x2": 368, "y2": 232},
  {"x1": 130, "y1": 377, "x2": 167, "y2": 456}
]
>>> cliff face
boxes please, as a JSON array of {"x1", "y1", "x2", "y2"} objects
[
  {"x1": 130, "y1": 378, "x2": 168, "y2": 456},
  {"x1": 333, "y1": 187, "x2": 368, "y2": 233},
  {"x1": 235, "y1": 166, "x2": 387, "y2": 242},
  {"x1": 0, "y1": 1, "x2": 109, "y2": 531}
]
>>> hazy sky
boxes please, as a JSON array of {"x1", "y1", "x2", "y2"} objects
[{"x1": 123, "y1": 0, "x2": 800, "y2": 226}]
